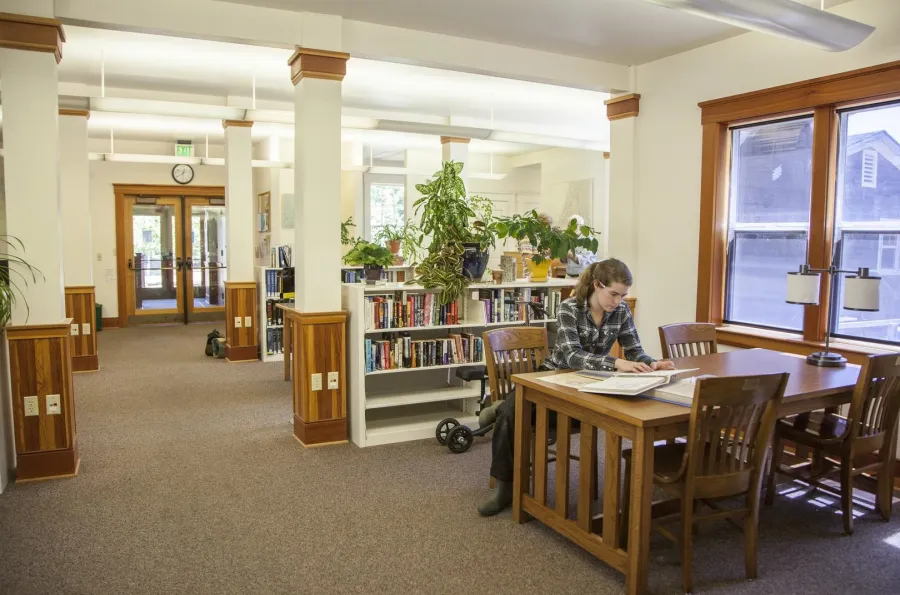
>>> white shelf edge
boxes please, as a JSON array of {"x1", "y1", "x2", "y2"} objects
[
  {"x1": 366, "y1": 361, "x2": 485, "y2": 376},
  {"x1": 365, "y1": 412, "x2": 479, "y2": 446},
  {"x1": 364, "y1": 319, "x2": 554, "y2": 334},
  {"x1": 366, "y1": 387, "x2": 481, "y2": 409},
  {"x1": 362, "y1": 279, "x2": 576, "y2": 293}
]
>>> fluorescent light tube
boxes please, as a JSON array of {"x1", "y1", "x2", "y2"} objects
[
  {"x1": 104, "y1": 153, "x2": 202, "y2": 165},
  {"x1": 91, "y1": 97, "x2": 246, "y2": 120},
  {"x1": 469, "y1": 172, "x2": 508, "y2": 180},
  {"x1": 644, "y1": 0, "x2": 874, "y2": 52}
]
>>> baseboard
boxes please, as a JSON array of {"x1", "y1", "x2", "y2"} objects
[
  {"x1": 72, "y1": 354, "x2": 99, "y2": 372},
  {"x1": 293, "y1": 414, "x2": 347, "y2": 446},
  {"x1": 16, "y1": 438, "x2": 80, "y2": 483},
  {"x1": 101, "y1": 317, "x2": 120, "y2": 329},
  {"x1": 225, "y1": 344, "x2": 257, "y2": 362}
]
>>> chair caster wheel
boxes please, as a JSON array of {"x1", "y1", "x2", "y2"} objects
[
  {"x1": 435, "y1": 418, "x2": 460, "y2": 445},
  {"x1": 446, "y1": 425, "x2": 474, "y2": 453}
]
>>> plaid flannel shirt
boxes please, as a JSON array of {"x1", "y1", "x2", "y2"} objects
[{"x1": 543, "y1": 297, "x2": 654, "y2": 371}]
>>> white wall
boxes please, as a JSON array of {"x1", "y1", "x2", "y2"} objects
[
  {"x1": 89, "y1": 161, "x2": 227, "y2": 317},
  {"x1": 624, "y1": 0, "x2": 899, "y2": 360}
]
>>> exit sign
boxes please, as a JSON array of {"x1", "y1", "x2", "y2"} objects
[{"x1": 175, "y1": 143, "x2": 193, "y2": 157}]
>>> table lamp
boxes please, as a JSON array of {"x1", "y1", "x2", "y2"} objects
[{"x1": 786, "y1": 264, "x2": 881, "y2": 367}]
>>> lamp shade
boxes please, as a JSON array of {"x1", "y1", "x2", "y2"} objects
[
  {"x1": 844, "y1": 274, "x2": 881, "y2": 311},
  {"x1": 786, "y1": 271, "x2": 820, "y2": 305}
]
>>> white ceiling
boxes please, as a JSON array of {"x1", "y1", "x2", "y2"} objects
[
  {"x1": 59, "y1": 26, "x2": 608, "y2": 152},
  {"x1": 216, "y1": 0, "x2": 852, "y2": 65}
]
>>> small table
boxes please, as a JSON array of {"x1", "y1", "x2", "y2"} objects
[{"x1": 510, "y1": 348, "x2": 859, "y2": 595}]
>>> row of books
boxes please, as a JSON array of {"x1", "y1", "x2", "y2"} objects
[
  {"x1": 264, "y1": 268, "x2": 295, "y2": 299},
  {"x1": 266, "y1": 328, "x2": 285, "y2": 355},
  {"x1": 365, "y1": 292, "x2": 459, "y2": 331},
  {"x1": 265, "y1": 298, "x2": 291, "y2": 327},
  {"x1": 475, "y1": 288, "x2": 563, "y2": 323},
  {"x1": 364, "y1": 333, "x2": 483, "y2": 373},
  {"x1": 341, "y1": 268, "x2": 408, "y2": 284}
]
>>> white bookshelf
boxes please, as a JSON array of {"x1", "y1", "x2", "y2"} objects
[
  {"x1": 340, "y1": 264, "x2": 415, "y2": 284},
  {"x1": 256, "y1": 266, "x2": 294, "y2": 363},
  {"x1": 342, "y1": 277, "x2": 576, "y2": 447}
]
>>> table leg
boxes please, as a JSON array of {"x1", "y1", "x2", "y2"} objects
[
  {"x1": 283, "y1": 316, "x2": 292, "y2": 381},
  {"x1": 512, "y1": 385, "x2": 533, "y2": 524},
  {"x1": 627, "y1": 427, "x2": 654, "y2": 595}
]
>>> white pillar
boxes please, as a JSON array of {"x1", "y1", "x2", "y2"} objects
[
  {"x1": 59, "y1": 111, "x2": 93, "y2": 286},
  {"x1": 224, "y1": 120, "x2": 255, "y2": 281},
  {"x1": 606, "y1": 94, "x2": 640, "y2": 277},
  {"x1": 0, "y1": 48, "x2": 65, "y2": 325},
  {"x1": 290, "y1": 48, "x2": 348, "y2": 313},
  {"x1": 441, "y1": 136, "x2": 471, "y2": 189}
]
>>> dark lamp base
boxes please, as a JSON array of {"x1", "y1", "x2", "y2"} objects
[{"x1": 806, "y1": 351, "x2": 847, "y2": 368}]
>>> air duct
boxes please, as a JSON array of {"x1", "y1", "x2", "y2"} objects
[{"x1": 644, "y1": 0, "x2": 874, "y2": 52}]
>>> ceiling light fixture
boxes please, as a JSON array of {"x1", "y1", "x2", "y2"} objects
[{"x1": 643, "y1": 0, "x2": 874, "y2": 52}]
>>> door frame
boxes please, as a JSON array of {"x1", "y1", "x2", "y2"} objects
[{"x1": 114, "y1": 184, "x2": 225, "y2": 328}]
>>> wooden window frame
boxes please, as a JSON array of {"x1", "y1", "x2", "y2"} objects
[{"x1": 696, "y1": 60, "x2": 900, "y2": 363}]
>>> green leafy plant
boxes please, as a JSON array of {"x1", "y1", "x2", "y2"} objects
[
  {"x1": 414, "y1": 161, "x2": 476, "y2": 253},
  {"x1": 0, "y1": 236, "x2": 43, "y2": 326},
  {"x1": 466, "y1": 194, "x2": 497, "y2": 252},
  {"x1": 495, "y1": 211, "x2": 600, "y2": 265},
  {"x1": 342, "y1": 240, "x2": 395, "y2": 268},
  {"x1": 375, "y1": 220, "x2": 423, "y2": 264},
  {"x1": 412, "y1": 241, "x2": 468, "y2": 305},
  {"x1": 374, "y1": 223, "x2": 404, "y2": 243},
  {"x1": 341, "y1": 217, "x2": 359, "y2": 246}
]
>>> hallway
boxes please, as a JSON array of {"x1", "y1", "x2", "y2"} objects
[{"x1": 0, "y1": 325, "x2": 897, "y2": 595}]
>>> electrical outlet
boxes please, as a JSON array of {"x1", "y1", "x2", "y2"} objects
[
  {"x1": 24, "y1": 396, "x2": 39, "y2": 417},
  {"x1": 327, "y1": 371, "x2": 339, "y2": 390},
  {"x1": 82, "y1": 323, "x2": 91, "y2": 335},
  {"x1": 96, "y1": 253, "x2": 102, "y2": 262},
  {"x1": 234, "y1": 317, "x2": 242, "y2": 328},
  {"x1": 244, "y1": 316, "x2": 252, "y2": 328},
  {"x1": 311, "y1": 373, "x2": 322, "y2": 391},
  {"x1": 70, "y1": 324, "x2": 79, "y2": 336},
  {"x1": 46, "y1": 394, "x2": 61, "y2": 415}
]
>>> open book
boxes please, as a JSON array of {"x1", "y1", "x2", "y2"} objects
[{"x1": 576, "y1": 368, "x2": 699, "y2": 397}]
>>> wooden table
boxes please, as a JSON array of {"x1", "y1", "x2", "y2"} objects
[{"x1": 510, "y1": 348, "x2": 859, "y2": 595}]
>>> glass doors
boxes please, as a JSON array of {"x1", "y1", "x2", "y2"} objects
[{"x1": 124, "y1": 195, "x2": 226, "y2": 325}]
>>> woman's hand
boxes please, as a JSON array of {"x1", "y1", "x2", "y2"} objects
[
  {"x1": 651, "y1": 360, "x2": 676, "y2": 371},
  {"x1": 614, "y1": 359, "x2": 653, "y2": 373}
]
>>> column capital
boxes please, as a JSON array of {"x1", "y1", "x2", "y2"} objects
[
  {"x1": 59, "y1": 108, "x2": 89, "y2": 119},
  {"x1": 288, "y1": 47, "x2": 349, "y2": 85},
  {"x1": 0, "y1": 12, "x2": 65, "y2": 63},
  {"x1": 440, "y1": 136, "x2": 470, "y2": 145},
  {"x1": 223, "y1": 120, "x2": 253, "y2": 129},
  {"x1": 605, "y1": 93, "x2": 640, "y2": 121}
]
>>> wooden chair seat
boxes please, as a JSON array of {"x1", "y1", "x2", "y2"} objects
[
  {"x1": 777, "y1": 410, "x2": 848, "y2": 451},
  {"x1": 623, "y1": 443, "x2": 687, "y2": 483}
]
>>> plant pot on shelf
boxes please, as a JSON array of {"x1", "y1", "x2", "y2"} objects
[
  {"x1": 386, "y1": 239, "x2": 401, "y2": 255},
  {"x1": 461, "y1": 243, "x2": 490, "y2": 281},
  {"x1": 525, "y1": 258, "x2": 552, "y2": 282},
  {"x1": 363, "y1": 264, "x2": 384, "y2": 284},
  {"x1": 492, "y1": 270, "x2": 503, "y2": 285}
]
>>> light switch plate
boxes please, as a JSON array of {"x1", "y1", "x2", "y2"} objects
[
  {"x1": 82, "y1": 323, "x2": 91, "y2": 335},
  {"x1": 70, "y1": 324, "x2": 79, "y2": 336},
  {"x1": 46, "y1": 394, "x2": 61, "y2": 415},
  {"x1": 234, "y1": 317, "x2": 242, "y2": 328},
  {"x1": 24, "y1": 396, "x2": 39, "y2": 417},
  {"x1": 244, "y1": 316, "x2": 252, "y2": 328},
  {"x1": 327, "y1": 371, "x2": 339, "y2": 390},
  {"x1": 311, "y1": 373, "x2": 322, "y2": 391}
]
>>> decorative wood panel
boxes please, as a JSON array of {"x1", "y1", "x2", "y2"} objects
[
  {"x1": 605, "y1": 93, "x2": 641, "y2": 121},
  {"x1": 65, "y1": 286, "x2": 98, "y2": 372},
  {"x1": 288, "y1": 310, "x2": 349, "y2": 446},
  {"x1": 288, "y1": 47, "x2": 350, "y2": 84},
  {"x1": 0, "y1": 12, "x2": 66, "y2": 63},
  {"x1": 610, "y1": 297, "x2": 638, "y2": 360},
  {"x1": 224, "y1": 281, "x2": 258, "y2": 362},
  {"x1": 7, "y1": 320, "x2": 79, "y2": 482}
]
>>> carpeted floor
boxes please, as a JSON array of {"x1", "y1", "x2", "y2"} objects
[{"x1": 0, "y1": 323, "x2": 898, "y2": 594}]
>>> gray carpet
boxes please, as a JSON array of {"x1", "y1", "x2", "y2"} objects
[{"x1": 0, "y1": 323, "x2": 898, "y2": 594}]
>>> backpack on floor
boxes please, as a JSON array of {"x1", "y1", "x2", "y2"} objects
[
  {"x1": 205, "y1": 329, "x2": 222, "y2": 356},
  {"x1": 212, "y1": 338, "x2": 227, "y2": 359}
]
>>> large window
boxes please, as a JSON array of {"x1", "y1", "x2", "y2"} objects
[
  {"x1": 830, "y1": 101, "x2": 900, "y2": 344},
  {"x1": 364, "y1": 175, "x2": 405, "y2": 242},
  {"x1": 724, "y1": 118, "x2": 813, "y2": 331}
]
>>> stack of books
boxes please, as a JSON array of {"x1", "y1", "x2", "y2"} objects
[
  {"x1": 266, "y1": 327, "x2": 284, "y2": 355},
  {"x1": 365, "y1": 292, "x2": 459, "y2": 331}
]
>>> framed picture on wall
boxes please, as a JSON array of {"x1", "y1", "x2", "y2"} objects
[{"x1": 282, "y1": 193, "x2": 295, "y2": 229}]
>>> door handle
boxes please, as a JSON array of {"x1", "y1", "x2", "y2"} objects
[{"x1": 127, "y1": 259, "x2": 133, "y2": 270}]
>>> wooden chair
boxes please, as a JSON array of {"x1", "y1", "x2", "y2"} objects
[
  {"x1": 766, "y1": 353, "x2": 900, "y2": 534},
  {"x1": 622, "y1": 373, "x2": 789, "y2": 594},
  {"x1": 483, "y1": 327, "x2": 548, "y2": 403},
  {"x1": 659, "y1": 322, "x2": 718, "y2": 359}
]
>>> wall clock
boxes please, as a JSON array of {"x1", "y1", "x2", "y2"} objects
[{"x1": 172, "y1": 164, "x2": 194, "y2": 185}]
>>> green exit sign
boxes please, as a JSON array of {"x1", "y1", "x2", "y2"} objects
[{"x1": 176, "y1": 144, "x2": 193, "y2": 157}]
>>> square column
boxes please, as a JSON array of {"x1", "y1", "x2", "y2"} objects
[
  {"x1": 441, "y1": 136, "x2": 470, "y2": 187},
  {"x1": 605, "y1": 94, "x2": 641, "y2": 278}
]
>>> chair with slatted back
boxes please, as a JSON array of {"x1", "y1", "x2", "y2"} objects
[
  {"x1": 659, "y1": 322, "x2": 718, "y2": 359},
  {"x1": 483, "y1": 327, "x2": 549, "y2": 403},
  {"x1": 766, "y1": 353, "x2": 900, "y2": 534},
  {"x1": 622, "y1": 373, "x2": 789, "y2": 594}
]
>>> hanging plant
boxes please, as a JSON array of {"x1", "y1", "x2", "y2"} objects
[
  {"x1": 0, "y1": 236, "x2": 43, "y2": 326},
  {"x1": 412, "y1": 241, "x2": 467, "y2": 305}
]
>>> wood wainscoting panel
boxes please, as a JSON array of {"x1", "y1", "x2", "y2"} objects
[
  {"x1": 65, "y1": 286, "x2": 99, "y2": 372},
  {"x1": 7, "y1": 319, "x2": 79, "y2": 482},
  {"x1": 288, "y1": 310, "x2": 349, "y2": 446},
  {"x1": 224, "y1": 281, "x2": 258, "y2": 362}
]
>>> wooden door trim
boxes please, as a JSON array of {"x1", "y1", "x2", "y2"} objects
[
  {"x1": 183, "y1": 196, "x2": 227, "y2": 317},
  {"x1": 114, "y1": 184, "x2": 224, "y2": 328}
]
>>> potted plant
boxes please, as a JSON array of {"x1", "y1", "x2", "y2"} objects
[
  {"x1": 376, "y1": 223, "x2": 403, "y2": 255},
  {"x1": 342, "y1": 240, "x2": 396, "y2": 284},
  {"x1": 0, "y1": 236, "x2": 42, "y2": 325},
  {"x1": 460, "y1": 194, "x2": 496, "y2": 281},
  {"x1": 375, "y1": 220, "x2": 423, "y2": 265},
  {"x1": 495, "y1": 211, "x2": 600, "y2": 282},
  {"x1": 413, "y1": 241, "x2": 468, "y2": 305},
  {"x1": 341, "y1": 217, "x2": 360, "y2": 246}
]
